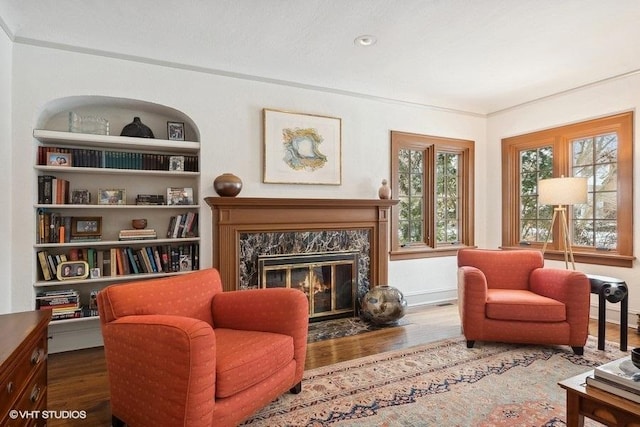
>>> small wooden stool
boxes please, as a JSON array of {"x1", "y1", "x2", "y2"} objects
[{"x1": 587, "y1": 274, "x2": 628, "y2": 351}]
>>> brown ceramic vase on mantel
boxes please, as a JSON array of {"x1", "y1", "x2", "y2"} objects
[{"x1": 213, "y1": 173, "x2": 243, "y2": 197}]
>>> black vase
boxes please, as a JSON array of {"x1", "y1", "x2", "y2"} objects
[{"x1": 120, "y1": 117, "x2": 154, "y2": 138}]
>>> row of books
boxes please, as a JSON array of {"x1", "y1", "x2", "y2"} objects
[
  {"x1": 36, "y1": 212, "x2": 83, "y2": 244},
  {"x1": 586, "y1": 356, "x2": 640, "y2": 403},
  {"x1": 38, "y1": 175, "x2": 70, "y2": 204},
  {"x1": 37, "y1": 146, "x2": 199, "y2": 171},
  {"x1": 167, "y1": 212, "x2": 198, "y2": 238},
  {"x1": 37, "y1": 244, "x2": 199, "y2": 281}
]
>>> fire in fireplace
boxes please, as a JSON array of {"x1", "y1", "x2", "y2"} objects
[{"x1": 258, "y1": 252, "x2": 358, "y2": 320}]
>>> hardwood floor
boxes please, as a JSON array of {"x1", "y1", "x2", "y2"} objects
[{"x1": 47, "y1": 304, "x2": 640, "y2": 427}]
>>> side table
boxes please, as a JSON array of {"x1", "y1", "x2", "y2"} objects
[{"x1": 587, "y1": 274, "x2": 628, "y2": 351}]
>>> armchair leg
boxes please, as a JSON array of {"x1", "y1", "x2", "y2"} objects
[
  {"x1": 112, "y1": 415, "x2": 125, "y2": 427},
  {"x1": 466, "y1": 340, "x2": 475, "y2": 349},
  {"x1": 571, "y1": 346, "x2": 584, "y2": 356},
  {"x1": 290, "y1": 381, "x2": 302, "y2": 394}
]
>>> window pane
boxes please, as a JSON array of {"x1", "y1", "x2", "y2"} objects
[
  {"x1": 518, "y1": 146, "x2": 553, "y2": 242},
  {"x1": 571, "y1": 133, "x2": 618, "y2": 250},
  {"x1": 436, "y1": 152, "x2": 460, "y2": 244}
]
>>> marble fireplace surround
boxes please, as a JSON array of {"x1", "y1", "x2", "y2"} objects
[{"x1": 204, "y1": 197, "x2": 397, "y2": 293}]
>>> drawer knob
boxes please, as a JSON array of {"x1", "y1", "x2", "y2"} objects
[
  {"x1": 6, "y1": 381, "x2": 14, "y2": 394},
  {"x1": 30, "y1": 384, "x2": 41, "y2": 403},
  {"x1": 31, "y1": 348, "x2": 44, "y2": 365}
]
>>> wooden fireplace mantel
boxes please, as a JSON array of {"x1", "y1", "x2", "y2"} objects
[{"x1": 204, "y1": 197, "x2": 398, "y2": 292}]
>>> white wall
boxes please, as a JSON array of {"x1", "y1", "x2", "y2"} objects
[
  {"x1": 7, "y1": 43, "x2": 487, "y2": 314},
  {"x1": 487, "y1": 74, "x2": 640, "y2": 321},
  {"x1": 0, "y1": 28, "x2": 12, "y2": 314}
]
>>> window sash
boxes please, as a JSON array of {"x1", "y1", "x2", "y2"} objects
[{"x1": 391, "y1": 131, "x2": 474, "y2": 259}]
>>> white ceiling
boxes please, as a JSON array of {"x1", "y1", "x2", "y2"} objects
[{"x1": 2, "y1": 0, "x2": 640, "y2": 115}]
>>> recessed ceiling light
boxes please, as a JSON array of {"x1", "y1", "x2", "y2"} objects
[{"x1": 354, "y1": 35, "x2": 377, "y2": 47}]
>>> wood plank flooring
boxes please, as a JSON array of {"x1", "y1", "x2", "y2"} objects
[{"x1": 46, "y1": 304, "x2": 640, "y2": 427}]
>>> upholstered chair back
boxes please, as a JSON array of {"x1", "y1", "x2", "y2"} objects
[
  {"x1": 457, "y1": 248, "x2": 544, "y2": 290},
  {"x1": 98, "y1": 268, "x2": 222, "y2": 326}
]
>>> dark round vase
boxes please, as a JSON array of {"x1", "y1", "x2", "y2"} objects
[
  {"x1": 120, "y1": 116, "x2": 154, "y2": 138},
  {"x1": 213, "y1": 173, "x2": 243, "y2": 197},
  {"x1": 360, "y1": 285, "x2": 407, "y2": 325}
]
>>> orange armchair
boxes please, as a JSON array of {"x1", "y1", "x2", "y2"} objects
[
  {"x1": 97, "y1": 268, "x2": 309, "y2": 427},
  {"x1": 457, "y1": 249, "x2": 590, "y2": 355}
]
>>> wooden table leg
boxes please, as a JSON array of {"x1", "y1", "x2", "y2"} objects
[{"x1": 566, "y1": 391, "x2": 585, "y2": 427}]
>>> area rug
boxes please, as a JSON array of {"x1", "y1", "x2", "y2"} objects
[
  {"x1": 307, "y1": 316, "x2": 410, "y2": 343},
  {"x1": 242, "y1": 336, "x2": 628, "y2": 426}
]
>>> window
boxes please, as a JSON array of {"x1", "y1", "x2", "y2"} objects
[
  {"x1": 390, "y1": 131, "x2": 474, "y2": 260},
  {"x1": 501, "y1": 112, "x2": 633, "y2": 267}
]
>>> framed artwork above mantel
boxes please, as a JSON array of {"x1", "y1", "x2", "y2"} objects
[{"x1": 263, "y1": 109, "x2": 342, "y2": 185}]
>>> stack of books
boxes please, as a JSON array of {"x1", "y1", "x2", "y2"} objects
[
  {"x1": 119, "y1": 229, "x2": 158, "y2": 241},
  {"x1": 586, "y1": 356, "x2": 640, "y2": 403},
  {"x1": 36, "y1": 289, "x2": 82, "y2": 320}
]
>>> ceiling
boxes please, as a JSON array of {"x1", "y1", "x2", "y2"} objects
[{"x1": 1, "y1": 0, "x2": 640, "y2": 115}]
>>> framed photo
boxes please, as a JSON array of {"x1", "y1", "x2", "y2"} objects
[
  {"x1": 71, "y1": 189, "x2": 91, "y2": 205},
  {"x1": 167, "y1": 187, "x2": 194, "y2": 205},
  {"x1": 56, "y1": 261, "x2": 89, "y2": 280},
  {"x1": 89, "y1": 268, "x2": 101, "y2": 279},
  {"x1": 71, "y1": 216, "x2": 102, "y2": 237},
  {"x1": 263, "y1": 109, "x2": 342, "y2": 185},
  {"x1": 47, "y1": 151, "x2": 72, "y2": 167},
  {"x1": 99, "y1": 189, "x2": 126, "y2": 205},
  {"x1": 167, "y1": 121, "x2": 185, "y2": 141},
  {"x1": 169, "y1": 156, "x2": 185, "y2": 171}
]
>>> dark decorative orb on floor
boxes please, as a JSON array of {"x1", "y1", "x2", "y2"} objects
[{"x1": 360, "y1": 285, "x2": 407, "y2": 325}]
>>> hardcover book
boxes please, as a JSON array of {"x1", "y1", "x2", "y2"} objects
[
  {"x1": 594, "y1": 356, "x2": 640, "y2": 393},
  {"x1": 586, "y1": 375, "x2": 640, "y2": 404}
]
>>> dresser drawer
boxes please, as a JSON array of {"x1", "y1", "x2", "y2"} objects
[
  {"x1": 0, "y1": 333, "x2": 47, "y2": 418},
  {"x1": 0, "y1": 362, "x2": 47, "y2": 426}
]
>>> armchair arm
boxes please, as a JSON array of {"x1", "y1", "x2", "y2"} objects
[
  {"x1": 457, "y1": 266, "x2": 488, "y2": 337},
  {"x1": 212, "y1": 288, "x2": 309, "y2": 381},
  {"x1": 101, "y1": 315, "x2": 216, "y2": 427},
  {"x1": 530, "y1": 268, "x2": 590, "y2": 343}
]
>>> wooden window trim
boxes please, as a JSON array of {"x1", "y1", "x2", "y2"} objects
[
  {"x1": 390, "y1": 131, "x2": 475, "y2": 260},
  {"x1": 501, "y1": 112, "x2": 634, "y2": 267}
]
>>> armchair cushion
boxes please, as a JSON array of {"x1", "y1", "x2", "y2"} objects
[
  {"x1": 486, "y1": 289, "x2": 566, "y2": 322},
  {"x1": 215, "y1": 328, "x2": 294, "y2": 398}
]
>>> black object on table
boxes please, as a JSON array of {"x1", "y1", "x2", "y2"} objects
[{"x1": 587, "y1": 274, "x2": 628, "y2": 351}]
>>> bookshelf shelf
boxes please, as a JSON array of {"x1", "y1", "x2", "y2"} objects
[
  {"x1": 33, "y1": 129, "x2": 200, "y2": 153},
  {"x1": 34, "y1": 165, "x2": 200, "y2": 178},
  {"x1": 33, "y1": 101, "x2": 201, "y2": 350}
]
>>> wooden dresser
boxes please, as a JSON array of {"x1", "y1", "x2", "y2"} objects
[{"x1": 0, "y1": 310, "x2": 51, "y2": 426}]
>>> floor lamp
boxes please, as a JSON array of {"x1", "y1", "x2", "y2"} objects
[{"x1": 538, "y1": 176, "x2": 587, "y2": 269}]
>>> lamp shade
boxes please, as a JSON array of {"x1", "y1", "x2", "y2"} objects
[{"x1": 538, "y1": 176, "x2": 587, "y2": 205}]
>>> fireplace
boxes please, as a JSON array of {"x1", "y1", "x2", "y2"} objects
[
  {"x1": 204, "y1": 197, "x2": 398, "y2": 301},
  {"x1": 259, "y1": 251, "x2": 358, "y2": 319}
]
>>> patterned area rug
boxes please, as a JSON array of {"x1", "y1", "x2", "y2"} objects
[{"x1": 242, "y1": 336, "x2": 628, "y2": 426}]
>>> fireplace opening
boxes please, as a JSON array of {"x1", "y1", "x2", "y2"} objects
[{"x1": 258, "y1": 252, "x2": 358, "y2": 320}]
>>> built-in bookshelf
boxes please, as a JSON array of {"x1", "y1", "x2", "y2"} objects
[{"x1": 32, "y1": 101, "x2": 201, "y2": 338}]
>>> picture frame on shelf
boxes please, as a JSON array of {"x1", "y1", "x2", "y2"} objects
[
  {"x1": 169, "y1": 156, "x2": 185, "y2": 171},
  {"x1": 47, "y1": 151, "x2": 72, "y2": 167},
  {"x1": 167, "y1": 187, "x2": 194, "y2": 205},
  {"x1": 71, "y1": 216, "x2": 102, "y2": 238},
  {"x1": 89, "y1": 268, "x2": 101, "y2": 279},
  {"x1": 56, "y1": 260, "x2": 89, "y2": 280},
  {"x1": 263, "y1": 108, "x2": 342, "y2": 185},
  {"x1": 99, "y1": 189, "x2": 126, "y2": 205},
  {"x1": 71, "y1": 189, "x2": 91, "y2": 205},
  {"x1": 167, "y1": 121, "x2": 185, "y2": 141}
]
